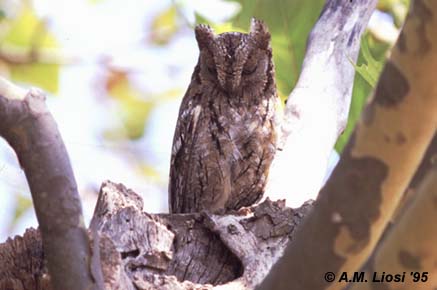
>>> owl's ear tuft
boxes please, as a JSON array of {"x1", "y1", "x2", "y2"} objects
[
  {"x1": 195, "y1": 24, "x2": 215, "y2": 50},
  {"x1": 249, "y1": 18, "x2": 270, "y2": 49}
]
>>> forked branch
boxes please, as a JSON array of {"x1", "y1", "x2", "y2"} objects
[{"x1": 0, "y1": 77, "x2": 100, "y2": 290}]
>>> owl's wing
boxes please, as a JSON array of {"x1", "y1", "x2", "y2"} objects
[
  {"x1": 168, "y1": 90, "x2": 202, "y2": 213},
  {"x1": 228, "y1": 101, "x2": 278, "y2": 210}
]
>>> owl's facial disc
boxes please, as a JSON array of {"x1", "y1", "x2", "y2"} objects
[
  {"x1": 212, "y1": 33, "x2": 250, "y2": 93},
  {"x1": 195, "y1": 19, "x2": 272, "y2": 95}
]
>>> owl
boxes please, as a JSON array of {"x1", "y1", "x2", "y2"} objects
[{"x1": 169, "y1": 19, "x2": 279, "y2": 214}]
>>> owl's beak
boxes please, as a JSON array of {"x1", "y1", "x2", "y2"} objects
[
  {"x1": 217, "y1": 69, "x2": 241, "y2": 94},
  {"x1": 221, "y1": 77, "x2": 241, "y2": 94}
]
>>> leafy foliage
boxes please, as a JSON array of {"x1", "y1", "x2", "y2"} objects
[
  {"x1": 105, "y1": 69, "x2": 153, "y2": 139},
  {"x1": 13, "y1": 194, "x2": 33, "y2": 227},
  {"x1": 192, "y1": 0, "x2": 325, "y2": 99},
  {"x1": 104, "y1": 67, "x2": 182, "y2": 140},
  {"x1": 336, "y1": 32, "x2": 391, "y2": 151},
  {"x1": 150, "y1": 5, "x2": 180, "y2": 45},
  {"x1": 377, "y1": 0, "x2": 410, "y2": 27},
  {"x1": 228, "y1": 0, "x2": 325, "y2": 99},
  {"x1": 351, "y1": 37, "x2": 384, "y2": 88},
  {"x1": 0, "y1": 2, "x2": 60, "y2": 93}
]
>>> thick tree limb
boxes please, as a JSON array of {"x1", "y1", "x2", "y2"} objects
[
  {"x1": 348, "y1": 165, "x2": 437, "y2": 290},
  {"x1": 266, "y1": 0, "x2": 378, "y2": 206},
  {"x1": 393, "y1": 132, "x2": 436, "y2": 220},
  {"x1": 408, "y1": 133, "x2": 437, "y2": 189},
  {"x1": 258, "y1": 0, "x2": 437, "y2": 289},
  {"x1": 0, "y1": 181, "x2": 313, "y2": 290},
  {"x1": 349, "y1": 133, "x2": 437, "y2": 290},
  {"x1": 0, "y1": 77, "x2": 99, "y2": 290}
]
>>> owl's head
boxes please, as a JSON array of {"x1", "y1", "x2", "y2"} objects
[{"x1": 194, "y1": 19, "x2": 274, "y2": 96}]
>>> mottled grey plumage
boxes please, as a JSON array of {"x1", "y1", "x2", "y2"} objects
[{"x1": 169, "y1": 19, "x2": 279, "y2": 213}]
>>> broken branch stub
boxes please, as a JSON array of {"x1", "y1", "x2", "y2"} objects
[{"x1": 91, "y1": 181, "x2": 314, "y2": 289}]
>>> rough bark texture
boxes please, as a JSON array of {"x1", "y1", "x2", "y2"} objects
[
  {"x1": 0, "y1": 229, "x2": 51, "y2": 290},
  {"x1": 0, "y1": 181, "x2": 313, "y2": 290}
]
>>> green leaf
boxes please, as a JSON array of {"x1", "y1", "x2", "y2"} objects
[
  {"x1": 335, "y1": 34, "x2": 389, "y2": 152},
  {"x1": 13, "y1": 194, "x2": 33, "y2": 225},
  {"x1": 150, "y1": 4, "x2": 179, "y2": 45},
  {"x1": 195, "y1": 12, "x2": 245, "y2": 34},
  {"x1": 1, "y1": 4, "x2": 60, "y2": 93},
  {"x1": 140, "y1": 164, "x2": 162, "y2": 182},
  {"x1": 105, "y1": 69, "x2": 182, "y2": 139},
  {"x1": 377, "y1": 0, "x2": 410, "y2": 27},
  {"x1": 105, "y1": 70, "x2": 152, "y2": 139},
  {"x1": 10, "y1": 63, "x2": 59, "y2": 93},
  {"x1": 227, "y1": 0, "x2": 326, "y2": 100},
  {"x1": 350, "y1": 37, "x2": 384, "y2": 88}
]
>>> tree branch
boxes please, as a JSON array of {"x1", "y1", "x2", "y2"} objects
[
  {"x1": 392, "y1": 132, "x2": 436, "y2": 220},
  {"x1": 408, "y1": 133, "x2": 437, "y2": 189},
  {"x1": 258, "y1": 0, "x2": 437, "y2": 289},
  {"x1": 266, "y1": 0, "x2": 378, "y2": 206},
  {"x1": 348, "y1": 165, "x2": 437, "y2": 290},
  {"x1": 0, "y1": 77, "x2": 98, "y2": 290}
]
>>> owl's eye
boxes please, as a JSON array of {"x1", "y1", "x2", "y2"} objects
[{"x1": 243, "y1": 64, "x2": 258, "y2": 75}]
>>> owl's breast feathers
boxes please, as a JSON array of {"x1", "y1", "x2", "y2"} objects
[{"x1": 169, "y1": 85, "x2": 278, "y2": 213}]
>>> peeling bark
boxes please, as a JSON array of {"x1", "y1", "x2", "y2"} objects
[
  {"x1": 348, "y1": 165, "x2": 437, "y2": 290},
  {"x1": 394, "y1": 133, "x2": 437, "y2": 219}
]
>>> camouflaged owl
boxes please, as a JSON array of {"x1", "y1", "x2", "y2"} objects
[{"x1": 169, "y1": 19, "x2": 279, "y2": 213}]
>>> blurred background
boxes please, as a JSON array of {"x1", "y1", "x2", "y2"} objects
[{"x1": 0, "y1": 0, "x2": 408, "y2": 242}]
